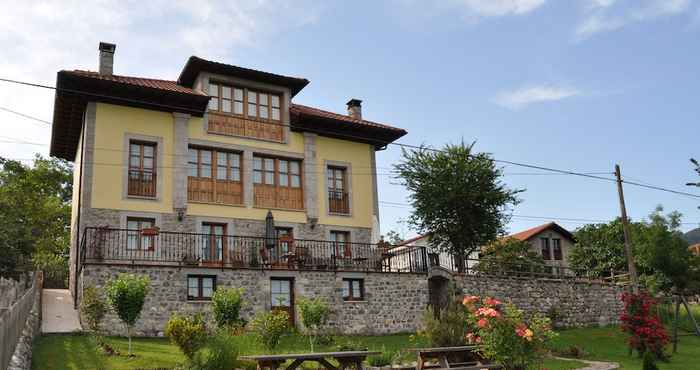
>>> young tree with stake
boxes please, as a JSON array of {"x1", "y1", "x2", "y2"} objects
[{"x1": 105, "y1": 273, "x2": 150, "y2": 356}]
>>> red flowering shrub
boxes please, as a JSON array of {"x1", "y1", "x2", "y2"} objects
[{"x1": 619, "y1": 292, "x2": 669, "y2": 358}]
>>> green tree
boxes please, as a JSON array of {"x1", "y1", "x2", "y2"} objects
[
  {"x1": 0, "y1": 156, "x2": 72, "y2": 283},
  {"x1": 105, "y1": 273, "x2": 150, "y2": 356},
  {"x1": 382, "y1": 230, "x2": 405, "y2": 246},
  {"x1": 569, "y1": 206, "x2": 695, "y2": 293},
  {"x1": 297, "y1": 297, "x2": 331, "y2": 351},
  {"x1": 165, "y1": 313, "x2": 208, "y2": 360},
  {"x1": 249, "y1": 310, "x2": 290, "y2": 350},
  {"x1": 393, "y1": 142, "x2": 522, "y2": 271},
  {"x1": 211, "y1": 287, "x2": 245, "y2": 330}
]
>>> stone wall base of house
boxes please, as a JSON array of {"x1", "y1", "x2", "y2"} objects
[
  {"x1": 80, "y1": 265, "x2": 429, "y2": 336},
  {"x1": 453, "y1": 274, "x2": 624, "y2": 328}
]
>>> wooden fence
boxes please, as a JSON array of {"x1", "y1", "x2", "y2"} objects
[{"x1": 0, "y1": 272, "x2": 41, "y2": 370}]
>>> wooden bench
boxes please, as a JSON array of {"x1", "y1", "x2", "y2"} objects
[
  {"x1": 410, "y1": 346, "x2": 502, "y2": 370},
  {"x1": 240, "y1": 351, "x2": 380, "y2": 370}
]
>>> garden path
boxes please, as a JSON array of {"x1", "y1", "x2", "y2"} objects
[
  {"x1": 41, "y1": 289, "x2": 81, "y2": 333},
  {"x1": 554, "y1": 357, "x2": 619, "y2": 370}
]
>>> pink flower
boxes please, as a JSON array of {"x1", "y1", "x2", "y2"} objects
[
  {"x1": 477, "y1": 318, "x2": 488, "y2": 328},
  {"x1": 463, "y1": 295, "x2": 480, "y2": 306},
  {"x1": 484, "y1": 297, "x2": 502, "y2": 306}
]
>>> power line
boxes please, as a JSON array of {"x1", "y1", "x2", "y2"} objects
[
  {"x1": 0, "y1": 106, "x2": 52, "y2": 126},
  {"x1": 1, "y1": 76, "x2": 699, "y2": 200}
]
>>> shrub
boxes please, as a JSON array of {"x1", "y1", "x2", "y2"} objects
[
  {"x1": 463, "y1": 296, "x2": 557, "y2": 370},
  {"x1": 80, "y1": 285, "x2": 106, "y2": 333},
  {"x1": 211, "y1": 287, "x2": 245, "y2": 330},
  {"x1": 104, "y1": 273, "x2": 150, "y2": 356},
  {"x1": 249, "y1": 310, "x2": 290, "y2": 349},
  {"x1": 336, "y1": 339, "x2": 368, "y2": 352},
  {"x1": 297, "y1": 297, "x2": 331, "y2": 351},
  {"x1": 620, "y1": 292, "x2": 669, "y2": 358},
  {"x1": 165, "y1": 313, "x2": 208, "y2": 360},
  {"x1": 188, "y1": 330, "x2": 239, "y2": 370},
  {"x1": 366, "y1": 350, "x2": 393, "y2": 367},
  {"x1": 418, "y1": 298, "x2": 469, "y2": 347}
]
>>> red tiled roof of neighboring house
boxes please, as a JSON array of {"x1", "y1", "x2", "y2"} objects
[
  {"x1": 397, "y1": 234, "x2": 429, "y2": 247},
  {"x1": 290, "y1": 104, "x2": 406, "y2": 133},
  {"x1": 506, "y1": 222, "x2": 574, "y2": 242},
  {"x1": 689, "y1": 243, "x2": 700, "y2": 256},
  {"x1": 64, "y1": 70, "x2": 206, "y2": 96}
]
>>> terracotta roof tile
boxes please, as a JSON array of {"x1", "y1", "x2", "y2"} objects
[
  {"x1": 290, "y1": 103, "x2": 406, "y2": 133},
  {"x1": 505, "y1": 222, "x2": 573, "y2": 242},
  {"x1": 64, "y1": 70, "x2": 206, "y2": 96},
  {"x1": 397, "y1": 234, "x2": 429, "y2": 246}
]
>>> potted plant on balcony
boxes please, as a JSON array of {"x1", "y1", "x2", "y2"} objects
[
  {"x1": 182, "y1": 253, "x2": 199, "y2": 266},
  {"x1": 141, "y1": 226, "x2": 160, "y2": 236}
]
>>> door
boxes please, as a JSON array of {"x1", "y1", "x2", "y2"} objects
[
  {"x1": 201, "y1": 223, "x2": 227, "y2": 264},
  {"x1": 270, "y1": 277, "x2": 294, "y2": 326}
]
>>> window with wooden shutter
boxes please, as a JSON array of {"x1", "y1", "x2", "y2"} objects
[
  {"x1": 187, "y1": 147, "x2": 242, "y2": 205},
  {"x1": 327, "y1": 166, "x2": 349, "y2": 214},
  {"x1": 330, "y1": 231, "x2": 351, "y2": 258},
  {"x1": 128, "y1": 141, "x2": 156, "y2": 197},
  {"x1": 253, "y1": 156, "x2": 303, "y2": 210}
]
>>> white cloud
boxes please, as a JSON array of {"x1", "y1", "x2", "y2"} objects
[
  {"x1": 494, "y1": 85, "x2": 581, "y2": 110},
  {"x1": 459, "y1": 0, "x2": 547, "y2": 16},
  {"x1": 576, "y1": 0, "x2": 693, "y2": 40},
  {"x1": 0, "y1": 1, "x2": 321, "y2": 161}
]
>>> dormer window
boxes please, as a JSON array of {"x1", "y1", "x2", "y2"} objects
[{"x1": 207, "y1": 82, "x2": 281, "y2": 122}]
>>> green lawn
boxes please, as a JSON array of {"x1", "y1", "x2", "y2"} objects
[
  {"x1": 33, "y1": 332, "x2": 584, "y2": 370},
  {"x1": 552, "y1": 326, "x2": 700, "y2": 370}
]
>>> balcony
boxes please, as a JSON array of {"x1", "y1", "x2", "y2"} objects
[
  {"x1": 208, "y1": 112, "x2": 284, "y2": 142},
  {"x1": 79, "y1": 227, "x2": 428, "y2": 273},
  {"x1": 127, "y1": 170, "x2": 156, "y2": 197},
  {"x1": 328, "y1": 190, "x2": 350, "y2": 214}
]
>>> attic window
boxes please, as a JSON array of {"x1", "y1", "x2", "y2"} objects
[{"x1": 207, "y1": 82, "x2": 280, "y2": 122}]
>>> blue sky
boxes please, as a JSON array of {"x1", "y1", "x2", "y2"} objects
[{"x1": 0, "y1": 0, "x2": 699, "y2": 239}]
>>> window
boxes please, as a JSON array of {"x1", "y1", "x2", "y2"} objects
[
  {"x1": 330, "y1": 231, "x2": 351, "y2": 258},
  {"x1": 552, "y1": 238, "x2": 562, "y2": 260},
  {"x1": 188, "y1": 147, "x2": 242, "y2": 205},
  {"x1": 270, "y1": 278, "x2": 292, "y2": 307},
  {"x1": 342, "y1": 279, "x2": 364, "y2": 301},
  {"x1": 201, "y1": 223, "x2": 226, "y2": 262},
  {"x1": 540, "y1": 238, "x2": 551, "y2": 260},
  {"x1": 128, "y1": 141, "x2": 156, "y2": 197},
  {"x1": 126, "y1": 217, "x2": 155, "y2": 251},
  {"x1": 327, "y1": 166, "x2": 349, "y2": 214},
  {"x1": 253, "y1": 156, "x2": 303, "y2": 209},
  {"x1": 187, "y1": 275, "x2": 216, "y2": 301},
  {"x1": 207, "y1": 82, "x2": 280, "y2": 121}
]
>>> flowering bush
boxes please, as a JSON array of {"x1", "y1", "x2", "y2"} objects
[
  {"x1": 620, "y1": 292, "x2": 669, "y2": 358},
  {"x1": 463, "y1": 296, "x2": 557, "y2": 370}
]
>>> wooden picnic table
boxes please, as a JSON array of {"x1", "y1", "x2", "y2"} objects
[
  {"x1": 240, "y1": 351, "x2": 380, "y2": 370},
  {"x1": 410, "y1": 346, "x2": 501, "y2": 370}
]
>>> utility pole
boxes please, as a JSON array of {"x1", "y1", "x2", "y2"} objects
[{"x1": 615, "y1": 164, "x2": 639, "y2": 293}]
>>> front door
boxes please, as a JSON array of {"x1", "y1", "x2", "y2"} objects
[
  {"x1": 201, "y1": 223, "x2": 227, "y2": 265},
  {"x1": 270, "y1": 277, "x2": 294, "y2": 326}
]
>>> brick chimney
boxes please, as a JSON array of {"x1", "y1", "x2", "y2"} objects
[
  {"x1": 98, "y1": 42, "x2": 116, "y2": 76},
  {"x1": 347, "y1": 99, "x2": 362, "y2": 120}
]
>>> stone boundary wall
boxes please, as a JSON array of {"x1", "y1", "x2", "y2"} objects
[
  {"x1": 80, "y1": 265, "x2": 428, "y2": 336},
  {"x1": 5, "y1": 273, "x2": 42, "y2": 370},
  {"x1": 454, "y1": 274, "x2": 624, "y2": 327}
]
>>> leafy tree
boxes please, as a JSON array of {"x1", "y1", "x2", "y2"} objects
[
  {"x1": 104, "y1": 273, "x2": 150, "y2": 356},
  {"x1": 297, "y1": 297, "x2": 331, "y2": 351},
  {"x1": 570, "y1": 206, "x2": 695, "y2": 293},
  {"x1": 0, "y1": 156, "x2": 72, "y2": 283},
  {"x1": 393, "y1": 142, "x2": 522, "y2": 272},
  {"x1": 476, "y1": 238, "x2": 545, "y2": 275},
  {"x1": 80, "y1": 285, "x2": 106, "y2": 333},
  {"x1": 211, "y1": 287, "x2": 245, "y2": 330},
  {"x1": 382, "y1": 230, "x2": 405, "y2": 246}
]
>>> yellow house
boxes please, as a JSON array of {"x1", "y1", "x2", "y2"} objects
[{"x1": 50, "y1": 43, "x2": 432, "y2": 335}]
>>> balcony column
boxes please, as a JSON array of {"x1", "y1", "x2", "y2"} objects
[
  {"x1": 243, "y1": 150, "x2": 254, "y2": 207},
  {"x1": 172, "y1": 112, "x2": 190, "y2": 214}
]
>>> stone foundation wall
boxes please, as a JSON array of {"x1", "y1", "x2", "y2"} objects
[
  {"x1": 453, "y1": 274, "x2": 624, "y2": 327},
  {"x1": 80, "y1": 265, "x2": 428, "y2": 336}
]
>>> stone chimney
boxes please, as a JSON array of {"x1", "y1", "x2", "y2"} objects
[
  {"x1": 98, "y1": 42, "x2": 116, "y2": 76},
  {"x1": 347, "y1": 99, "x2": 362, "y2": 120}
]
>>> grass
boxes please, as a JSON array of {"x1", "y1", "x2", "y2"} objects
[
  {"x1": 552, "y1": 326, "x2": 700, "y2": 370},
  {"x1": 33, "y1": 332, "x2": 584, "y2": 370}
]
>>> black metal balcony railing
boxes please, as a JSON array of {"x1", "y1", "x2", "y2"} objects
[
  {"x1": 328, "y1": 189, "x2": 349, "y2": 214},
  {"x1": 79, "y1": 227, "x2": 428, "y2": 273}
]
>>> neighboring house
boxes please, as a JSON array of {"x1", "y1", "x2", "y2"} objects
[
  {"x1": 395, "y1": 222, "x2": 575, "y2": 274},
  {"x1": 51, "y1": 43, "x2": 434, "y2": 335},
  {"x1": 690, "y1": 243, "x2": 700, "y2": 257}
]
